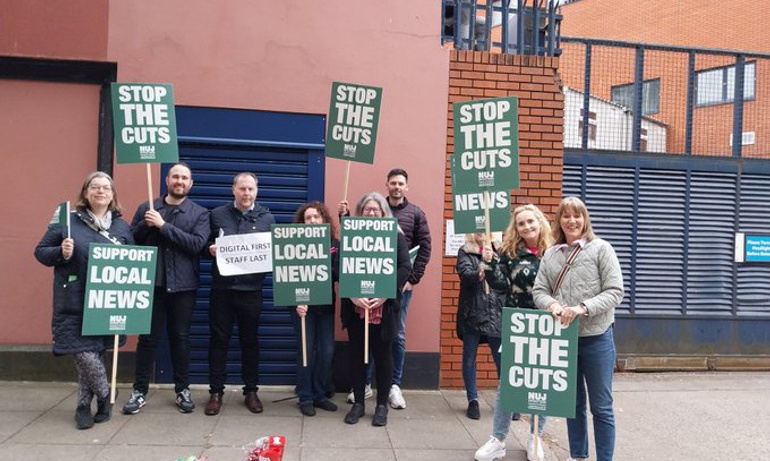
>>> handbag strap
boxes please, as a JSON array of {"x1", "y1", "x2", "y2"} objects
[{"x1": 552, "y1": 244, "x2": 582, "y2": 295}]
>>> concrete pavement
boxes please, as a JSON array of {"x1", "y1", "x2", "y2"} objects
[{"x1": 1, "y1": 372, "x2": 768, "y2": 460}]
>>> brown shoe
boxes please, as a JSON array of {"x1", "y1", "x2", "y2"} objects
[
  {"x1": 245, "y1": 391, "x2": 263, "y2": 413},
  {"x1": 204, "y1": 394, "x2": 223, "y2": 416}
]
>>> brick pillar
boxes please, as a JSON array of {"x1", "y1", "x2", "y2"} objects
[{"x1": 440, "y1": 50, "x2": 564, "y2": 389}]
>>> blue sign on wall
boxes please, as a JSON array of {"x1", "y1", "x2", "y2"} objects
[{"x1": 745, "y1": 235, "x2": 770, "y2": 262}]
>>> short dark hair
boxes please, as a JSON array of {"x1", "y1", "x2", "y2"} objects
[
  {"x1": 167, "y1": 162, "x2": 193, "y2": 178},
  {"x1": 387, "y1": 168, "x2": 408, "y2": 182}
]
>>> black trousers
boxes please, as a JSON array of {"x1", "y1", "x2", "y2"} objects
[
  {"x1": 347, "y1": 316, "x2": 393, "y2": 407},
  {"x1": 133, "y1": 289, "x2": 196, "y2": 394},
  {"x1": 208, "y1": 288, "x2": 262, "y2": 394}
]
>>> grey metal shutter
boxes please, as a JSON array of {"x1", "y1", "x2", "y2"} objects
[
  {"x1": 737, "y1": 174, "x2": 770, "y2": 314},
  {"x1": 686, "y1": 172, "x2": 737, "y2": 314}
]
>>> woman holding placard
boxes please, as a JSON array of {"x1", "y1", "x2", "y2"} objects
[
  {"x1": 340, "y1": 192, "x2": 411, "y2": 427},
  {"x1": 475, "y1": 204, "x2": 552, "y2": 461},
  {"x1": 34, "y1": 172, "x2": 133, "y2": 429},
  {"x1": 533, "y1": 196, "x2": 624, "y2": 461},
  {"x1": 291, "y1": 201, "x2": 340, "y2": 416},
  {"x1": 454, "y1": 232, "x2": 505, "y2": 421}
]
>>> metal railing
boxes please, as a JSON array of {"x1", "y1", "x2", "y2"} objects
[
  {"x1": 441, "y1": 0, "x2": 562, "y2": 56},
  {"x1": 561, "y1": 37, "x2": 770, "y2": 158}
]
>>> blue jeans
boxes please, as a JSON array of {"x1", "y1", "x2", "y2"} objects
[
  {"x1": 291, "y1": 309, "x2": 335, "y2": 404},
  {"x1": 492, "y1": 386, "x2": 547, "y2": 440},
  {"x1": 568, "y1": 326, "x2": 616, "y2": 461},
  {"x1": 461, "y1": 332, "x2": 501, "y2": 402},
  {"x1": 390, "y1": 288, "x2": 412, "y2": 386}
]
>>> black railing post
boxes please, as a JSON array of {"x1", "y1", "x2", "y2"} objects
[
  {"x1": 632, "y1": 46, "x2": 645, "y2": 153},
  {"x1": 685, "y1": 51, "x2": 696, "y2": 156},
  {"x1": 582, "y1": 41, "x2": 592, "y2": 150},
  {"x1": 732, "y1": 55, "x2": 746, "y2": 158}
]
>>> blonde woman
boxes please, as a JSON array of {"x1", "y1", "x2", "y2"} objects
[{"x1": 475, "y1": 204, "x2": 553, "y2": 461}]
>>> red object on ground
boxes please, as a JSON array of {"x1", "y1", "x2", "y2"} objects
[{"x1": 246, "y1": 435, "x2": 286, "y2": 461}]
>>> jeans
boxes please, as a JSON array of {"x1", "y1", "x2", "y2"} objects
[
  {"x1": 291, "y1": 308, "x2": 335, "y2": 404},
  {"x1": 461, "y1": 332, "x2": 501, "y2": 402},
  {"x1": 133, "y1": 288, "x2": 196, "y2": 394},
  {"x1": 391, "y1": 288, "x2": 412, "y2": 385},
  {"x1": 208, "y1": 289, "x2": 262, "y2": 395},
  {"x1": 568, "y1": 326, "x2": 616, "y2": 461},
  {"x1": 491, "y1": 387, "x2": 548, "y2": 440}
]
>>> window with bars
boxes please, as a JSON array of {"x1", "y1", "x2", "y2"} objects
[
  {"x1": 610, "y1": 79, "x2": 661, "y2": 115},
  {"x1": 696, "y1": 61, "x2": 756, "y2": 107}
]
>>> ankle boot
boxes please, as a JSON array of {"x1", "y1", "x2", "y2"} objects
[
  {"x1": 94, "y1": 398, "x2": 112, "y2": 423},
  {"x1": 75, "y1": 405, "x2": 95, "y2": 429}
]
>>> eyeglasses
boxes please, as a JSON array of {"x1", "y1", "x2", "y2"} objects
[
  {"x1": 88, "y1": 184, "x2": 113, "y2": 192},
  {"x1": 362, "y1": 206, "x2": 382, "y2": 215}
]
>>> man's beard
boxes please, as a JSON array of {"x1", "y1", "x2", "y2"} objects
[{"x1": 168, "y1": 187, "x2": 188, "y2": 200}]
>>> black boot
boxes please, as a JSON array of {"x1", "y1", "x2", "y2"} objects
[
  {"x1": 75, "y1": 405, "x2": 95, "y2": 429},
  {"x1": 344, "y1": 403, "x2": 365, "y2": 424},
  {"x1": 94, "y1": 398, "x2": 112, "y2": 423},
  {"x1": 95, "y1": 389, "x2": 117, "y2": 423}
]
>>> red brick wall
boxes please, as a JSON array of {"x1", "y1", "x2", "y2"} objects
[{"x1": 440, "y1": 51, "x2": 564, "y2": 389}]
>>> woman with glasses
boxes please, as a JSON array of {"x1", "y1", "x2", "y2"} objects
[
  {"x1": 34, "y1": 172, "x2": 133, "y2": 429},
  {"x1": 341, "y1": 192, "x2": 411, "y2": 427}
]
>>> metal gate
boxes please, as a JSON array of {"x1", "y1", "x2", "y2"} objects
[{"x1": 155, "y1": 106, "x2": 326, "y2": 385}]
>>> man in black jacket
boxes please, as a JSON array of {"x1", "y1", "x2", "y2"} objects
[
  {"x1": 203, "y1": 172, "x2": 275, "y2": 416},
  {"x1": 123, "y1": 163, "x2": 211, "y2": 415},
  {"x1": 383, "y1": 168, "x2": 431, "y2": 409}
]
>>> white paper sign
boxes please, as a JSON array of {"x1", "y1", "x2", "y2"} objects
[
  {"x1": 445, "y1": 219, "x2": 503, "y2": 257},
  {"x1": 215, "y1": 232, "x2": 273, "y2": 276}
]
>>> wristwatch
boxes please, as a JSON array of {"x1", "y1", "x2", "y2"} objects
[{"x1": 580, "y1": 303, "x2": 589, "y2": 316}]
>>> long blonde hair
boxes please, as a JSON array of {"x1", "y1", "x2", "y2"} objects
[{"x1": 499, "y1": 204, "x2": 552, "y2": 257}]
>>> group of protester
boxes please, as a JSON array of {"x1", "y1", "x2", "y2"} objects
[
  {"x1": 35, "y1": 161, "x2": 622, "y2": 460},
  {"x1": 34, "y1": 164, "x2": 432, "y2": 430},
  {"x1": 460, "y1": 200, "x2": 624, "y2": 461}
]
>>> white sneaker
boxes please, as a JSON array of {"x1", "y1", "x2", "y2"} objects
[
  {"x1": 346, "y1": 384, "x2": 373, "y2": 403},
  {"x1": 388, "y1": 384, "x2": 406, "y2": 409},
  {"x1": 527, "y1": 434, "x2": 544, "y2": 461},
  {"x1": 475, "y1": 436, "x2": 506, "y2": 461}
]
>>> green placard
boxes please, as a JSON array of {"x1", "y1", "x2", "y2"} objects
[
  {"x1": 111, "y1": 83, "x2": 179, "y2": 164},
  {"x1": 338, "y1": 217, "x2": 398, "y2": 298},
  {"x1": 326, "y1": 82, "x2": 382, "y2": 164},
  {"x1": 451, "y1": 185, "x2": 511, "y2": 234},
  {"x1": 452, "y1": 96, "x2": 519, "y2": 192},
  {"x1": 499, "y1": 308, "x2": 578, "y2": 419},
  {"x1": 82, "y1": 243, "x2": 157, "y2": 335},
  {"x1": 271, "y1": 224, "x2": 332, "y2": 306}
]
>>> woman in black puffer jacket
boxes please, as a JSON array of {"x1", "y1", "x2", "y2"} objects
[
  {"x1": 456, "y1": 232, "x2": 505, "y2": 420},
  {"x1": 35, "y1": 172, "x2": 133, "y2": 430}
]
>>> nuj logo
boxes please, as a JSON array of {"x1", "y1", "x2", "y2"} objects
[
  {"x1": 360, "y1": 280, "x2": 376, "y2": 293},
  {"x1": 478, "y1": 171, "x2": 494, "y2": 179},
  {"x1": 109, "y1": 315, "x2": 127, "y2": 331},
  {"x1": 474, "y1": 215, "x2": 486, "y2": 227},
  {"x1": 295, "y1": 288, "x2": 310, "y2": 301},
  {"x1": 139, "y1": 145, "x2": 156, "y2": 155}
]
